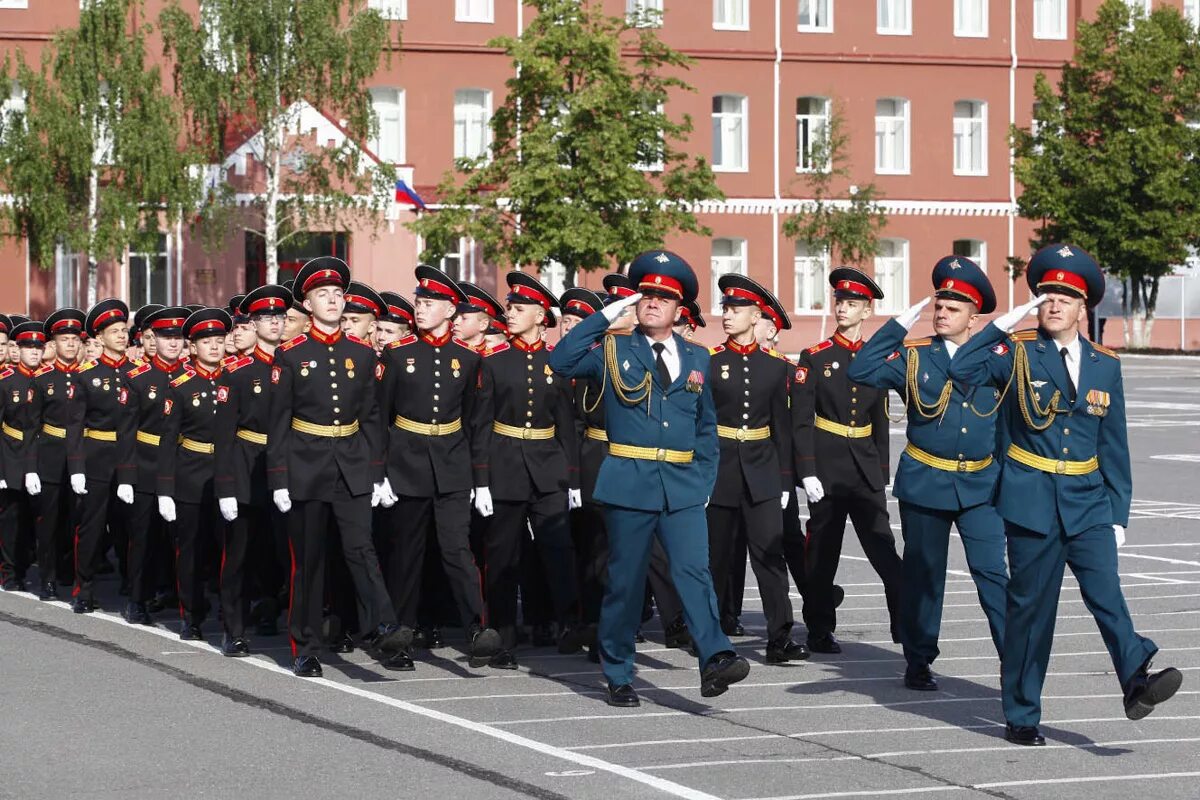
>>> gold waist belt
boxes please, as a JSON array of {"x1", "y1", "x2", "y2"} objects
[
  {"x1": 1006, "y1": 443, "x2": 1098, "y2": 476},
  {"x1": 42, "y1": 423, "x2": 67, "y2": 439},
  {"x1": 2, "y1": 423, "x2": 23, "y2": 442},
  {"x1": 815, "y1": 416, "x2": 872, "y2": 439},
  {"x1": 136, "y1": 430, "x2": 161, "y2": 447},
  {"x1": 717, "y1": 425, "x2": 771, "y2": 442},
  {"x1": 492, "y1": 421, "x2": 555, "y2": 440},
  {"x1": 584, "y1": 427, "x2": 608, "y2": 442},
  {"x1": 83, "y1": 428, "x2": 117, "y2": 442},
  {"x1": 904, "y1": 443, "x2": 993, "y2": 473},
  {"x1": 236, "y1": 428, "x2": 268, "y2": 445},
  {"x1": 291, "y1": 418, "x2": 360, "y2": 438},
  {"x1": 179, "y1": 437, "x2": 214, "y2": 455},
  {"x1": 607, "y1": 443, "x2": 694, "y2": 464},
  {"x1": 393, "y1": 416, "x2": 462, "y2": 436}
]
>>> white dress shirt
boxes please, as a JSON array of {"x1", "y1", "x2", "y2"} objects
[
  {"x1": 1058, "y1": 333, "x2": 1081, "y2": 390},
  {"x1": 644, "y1": 333, "x2": 681, "y2": 382}
]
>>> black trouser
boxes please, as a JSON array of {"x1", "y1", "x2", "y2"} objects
[
  {"x1": 720, "y1": 525, "x2": 749, "y2": 627},
  {"x1": 803, "y1": 486, "x2": 902, "y2": 638},
  {"x1": 487, "y1": 492, "x2": 579, "y2": 649},
  {"x1": 781, "y1": 489, "x2": 807, "y2": 599},
  {"x1": 171, "y1": 489, "x2": 220, "y2": 626},
  {"x1": 74, "y1": 478, "x2": 129, "y2": 603},
  {"x1": 0, "y1": 489, "x2": 34, "y2": 583},
  {"x1": 35, "y1": 480, "x2": 75, "y2": 587},
  {"x1": 288, "y1": 476, "x2": 394, "y2": 659},
  {"x1": 419, "y1": 523, "x2": 458, "y2": 629},
  {"x1": 389, "y1": 490, "x2": 484, "y2": 632},
  {"x1": 127, "y1": 491, "x2": 161, "y2": 604},
  {"x1": 327, "y1": 526, "x2": 361, "y2": 638},
  {"x1": 519, "y1": 526, "x2": 552, "y2": 627},
  {"x1": 222, "y1": 501, "x2": 282, "y2": 639},
  {"x1": 572, "y1": 502, "x2": 608, "y2": 626},
  {"x1": 708, "y1": 497, "x2": 795, "y2": 643},
  {"x1": 647, "y1": 538, "x2": 683, "y2": 627}
]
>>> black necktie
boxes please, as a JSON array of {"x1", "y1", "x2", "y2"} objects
[
  {"x1": 1059, "y1": 347, "x2": 1076, "y2": 403},
  {"x1": 652, "y1": 342, "x2": 671, "y2": 388}
]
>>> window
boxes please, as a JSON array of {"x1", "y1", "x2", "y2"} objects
[
  {"x1": 367, "y1": 0, "x2": 406, "y2": 20},
  {"x1": 1187, "y1": 0, "x2": 1200, "y2": 27},
  {"x1": 627, "y1": 0, "x2": 663, "y2": 27},
  {"x1": 1033, "y1": 0, "x2": 1066, "y2": 40},
  {"x1": 953, "y1": 100, "x2": 987, "y2": 175},
  {"x1": 712, "y1": 94, "x2": 747, "y2": 172},
  {"x1": 541, "y1": 261, "x2": 568, "y2": 298},
  {"x1": 874, "y1": 98, "x2": 909, "y2": 174},
  {"x1": 55, "y1": 242, "x2": 82, "y2": 309},
  {"x1": 129, "y1": 234, "x2": 170, "y2": 307},
  {"x1": 952, "y1": 239, "x2": 987, "y2": 274},
  {"x1": 94, "y1": 80, "x2": 114, "y2": 166},
  {"x1": 454, "y1": 89, "x2": 491, "y2": 161},
  {"x1": 369, "y1": 88, "x2": 405, "y2": 164},
  {"x1": 1, "y1": 80, "x2": 25, "y2": 139},
  {"x1": 0, "y1": 1, "x2": 30, "y2": 8},
  {"x1": 795, "y1": 96, "x2": 830, "y2": 172},
  {"x1": 874, "y1": 239, "x2": 908, "y2": 313},
  {"x1": 954, "y1": 0, "x2": 987, "y2": 37},
  {"x1": 877, "y1": 0, "x2": 910, "y2": 34},
  {"x1": 455, "y1": 0, "x2": 492, "y2": 23},
  {"x1": 714, "y1": 0, "x2": 748, "y2": 29},
  {"x1": 711, "y1": 238, "x2": 747, "y2": 311},
  {"x1": 1125, "y1": 0, "x2": 1151, "y2": 17},
  {"x1": 794, "y1": 242, "x2": 830, "y2": 312},
  {"x1": 634, "y1": 102, "x2": 665, "y2": 172},
  {"x1": 798, "y1": 0, "x2": 832, "y2": 31}
]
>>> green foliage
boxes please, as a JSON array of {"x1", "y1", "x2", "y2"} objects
[
  {"x1": 782, "y1": 103, "x2": 887, "y2": 267},
  {"x1": 409, "y1": 0, "x2": 722, "y2": 285}
]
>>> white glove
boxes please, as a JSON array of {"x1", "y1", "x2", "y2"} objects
[
  {"x1": 896, "y1": 296, "x2": 932, "y2": 331},
  {"x1": 801, "y1": 476, "x2": 825, "y2": 504},
  {"x1": 780, "y1": 490, "x2": 790, "y2": 510},
  {"x1": 0, "y1": 479, "x2": 6, "y2": 490},
  {"x1": 24, "y1": 473, "x2": 41, "y2": 496},
  {"x1": 1114, "y1": 524, "x2": 1126, "y2": 548},
  {"x1": 568, "y1": 489, "x2": 582, "y2": 510},
  {"x1": 377, "y1": 478, "x2": 398, "y2": 508},
  {"x1": 993, "y1": 294, "x2": 1049, "y2": 333},
  {"x1": 474, "y1": 486, "x2": 493, "y2": 517},
  {"x1": 273, "y1": 488, "x2": 292, "y2": 513},
  {"x1": 71, "y1": 473, "x2": 87, "y2": 495},
  {"x1": 218, "y1": 497, "x2": 239, "y2": 522},
  {"x1": 117, "y1": 483, "x2": 134, "y2": 504},
  {"x1": 601, "y1": 291, "x2": 643, "y2": 323},
  {"x1": 370, "y1": 482, "x2": 382, "y2": 508},
  {"x1": 157, "y1": 496, "x2": 176, "y2": 522}
]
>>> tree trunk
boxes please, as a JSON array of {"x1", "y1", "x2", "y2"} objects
[
  {"x1": 1126, "y1": 273, "x2": 1159, "y2": 349},
  {"x1": 86, "y1": 164, "x2": 100, "y2": 307},
  {"x1": 263, "y1": 122, "x2": 283, "y2": 286}
]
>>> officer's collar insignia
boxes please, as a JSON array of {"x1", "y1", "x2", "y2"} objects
[{"x1": 1031, "y1": 380, "x2": 1047, "y2": 388}]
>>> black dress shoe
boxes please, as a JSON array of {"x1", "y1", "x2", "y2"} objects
[
  {"x1": 2, "y1": 577, "x2": 26, "y2": 592},
  {"x1": 179, "y1": 623, "x2": 203, "y2": 641},
  {"x1": 606, "y1": 684, "x2": 640, "y2": 708},
  {"x1": 766, "y1": 638, "x2": 810, "y2": 664},
  {"x1": 122, "y1": 602, "x2": 152, "y2": 625},
  {"x1": 1124, "y1": 664, "x2": 1183, "y2": 720},
  {"x1": 38, "y1": 582, "x2": 58, "y2": 601},
  {"x1": 427, "y1": 626, "x2": 445, "y2": 649},
  {"x1": 721, "y1": 617, "x2": 746, "y2": 637},
  {"x1": 467, "y1": 625, "x2": 502, "y2": 667},
  {"x1": 489, "y1": 649, "x2": 519, "y2": 670},
  {"x1": 72, "y1": 596, "x2": 96, "y2": 614},
  {"x1": 382, "y1": 649, "x2": 416, "y2": 671},
  {"x1": 222, "y1": 636, "x2": 250, "y2": 657},
  {"x1": 904, "y1": 664, "x2": 938, "y2": 691},
  {"x1": 1004, "y1": 723, "x2": 1045, "y2": 746},
  {"x1": 531, "y1": 623, "x2": 556, "y2": 647},
  {"x1": 293, "y1": 655, "x2": 323, "y2": 678},
  {"x1": 330, "y1": 634, "x2": 355, "y2": 654},
  {"x1": 806, "y1": 633, "x2": 842, "y2": 654},
  {"x1": 557, "y1": 624, "x2": 592, "y2": 655},
  {"x1": 663, "y1": 621, "x2": 692, "y2": 650},
  {"x1": 366, "y1": 623, "x2": 413, "y2": 655},
  {"x1": 412, "y1": 627, "x2": 429, "y2": 649},
  {"x1": 634, "y1": 628, "x2": 646, "y2": 644},
  {"x1": 700, "y1": 651, "x2": 751, "y2": 698}
]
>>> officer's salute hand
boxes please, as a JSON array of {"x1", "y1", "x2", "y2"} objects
[
  {"x1": 601, "y1": 292, "x2": 643, "y2": 324},
  {"x1": 994, "y1": 294, "x2": 1049, "y2": 333},
  {"x1": 896, "y1": 296, "x2": 932, "y2": 331}
]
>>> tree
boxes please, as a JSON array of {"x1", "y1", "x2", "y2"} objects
[
  {"x1": 782, "y1": 103, "x2": 887, "y2": 268},
  {"x1": 0, "y1": 0, "x2": 200, "y2": 307},
  {"x1": 160, "y1": 0, "x2": 393, "y2": 285},
  {"x1": 408, "y1": 0, "x2": 722, "y2": 287},
  {"x1": 1013, "y1": 0, "x2": 1200, "y2": 347}
]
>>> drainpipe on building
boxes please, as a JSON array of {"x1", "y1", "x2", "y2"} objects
[
  {"x1": 772, "y1": 0, "x2": 782, "y2": 300},
  {"x1": 1007, "y1": 0, "x2": 1018, "y2": 311}
]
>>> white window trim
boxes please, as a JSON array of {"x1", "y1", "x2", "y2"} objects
[
  {"x1": 874, "y1": 239, "x2": 909, "y2": 314},
  {"x1": 793, "y1": 243, "x2": 831, "y2": 314},
  {"x1": 712, "y1": 94, "x2": 749, "y2": 173},
  {"x1": 627, "y1": 0, "x2": 664, "y2": 28},
  {"x1": 952, "y1": 239, "x2": 988, "y2": 274},
  {"x1": 953, "y1": 0, "x2": 988, "y2": 38},
  {"x1": 369, "y1": 87, "x2": 406, "y2": 165},
  {"x1": 797, "y1": 0, "x2": 834, "y2": 32},
  {"x1": 877, "y1": 0, "x2": 912, "y2": 36},
  {"x1": 0, "y1": 1, "x2": 31, "y2": 9},
  {"x1": 953, "y1": 100, "x2": 988, "y2": 177},
  {"x1": 875, "y1": 98, "x2": 910, "y2": 175},
  {"x1": 710, "y1": 238, "x2": 748, "y2": 313},
  {"x1": 367, "y1": 0, "x2": 407, "y2": 20},
  {"x1": 455, "y1": 0, "x2": 494, "y2": 24},
  {"x1": 1033, "y1": 0, "x2": 1067, "y2": 41},
  {"x1": 795, "y1": 96, "x2": 830, "y2": 174},
  {"x1": 713, "y1": 0, "x2": 750, "y2": 30},
  {"x1": 634, "y1": 102, "x2": 666, "y2": 173},
  {"x1": 454, "y1": 88, "x2": 492, "y2": 162},
  {"x1": 1186, "y1": 0, "x2": 1200, "y2": 28}
]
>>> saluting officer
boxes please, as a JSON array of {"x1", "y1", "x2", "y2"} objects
[
  {"x1": 268, "y1": 257, "x2": 410, "y2": 677},
  {"x1": 794, "y1": 268, "x2": 903, "y2": 654},
  {"x1": 848, "y1": 257, "x2": 1008, "y2": 691},
  {"x1": 709, "y1": 275, "x2": 807, "y2": 664},
  {"x1": 70, "y1": 300, "x2": 138, "y2": 614},
  {"x1": 0, "y1": 321, "x2": 49, "y2": 591},
  {"x1": 948, "y1": 245, "x2": 1181, "y2": 745},
  {"x1": 31, "y1": 309, "x2": 86, "y2": 600}
]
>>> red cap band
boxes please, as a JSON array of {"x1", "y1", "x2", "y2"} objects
[
  {"x1": 638, "y1": 273, "x2": 683, "y2": 298},
  {"x1": 190, "y1": 320, "x2": 225, "y2": 337},
  {"x1": 834, "y1": 279, "x2": 873, "y2": 297},
  {"x1": 937, "y1": 278, "x2": 983, "y2": 307},
  {"x1": 150, "y1": 317, "x2": 186, "y2": 331},
  {"x1": 509, "y1": 284, "x2": 551, "y2": 309},
  {"x1": 1037, "y1": 269, "x2": 1087, "y2": 296},
  {"x1": 92, "y1": 308, "x2": 125, "y2": 331},
  {"x1": 466, "y1": 296, "x2": 498, "y2": 316},
  {"x1": 248, "y1": 297, "x2": 286, "y2": 314},
  {"x1": 607, "y1": 285, "x2": 636, "y2": 298},
  {"x1": 723, "y1": 286, "x2": 782, "y2": 329},
  {"x1": 345, "y1": 294, "x2": 382, "y2": 316},
  {"x1": 387, "y1": 304, "x2": 413, "y2": 323},
  {"x1": 15, "y1": 330, "x2": 46, "y2": 344},
  {"x1": 565, "y1": 299, "x2": 594, "y2": 315},
  {"x1": 302, "y1": 268, "x2": 342, "y2": 293},
  {"x1": 419, "y1": 277, "x2": 458, "y2": 299},
  {"x1": 51, "y1": 319, "x2": 83, "y2": 333}
]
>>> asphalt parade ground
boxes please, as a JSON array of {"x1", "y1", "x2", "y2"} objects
[{"x1": 1, "y1": 354, "x2": 1198, "y2": 800}]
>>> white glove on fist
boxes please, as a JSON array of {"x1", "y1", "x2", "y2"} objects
[
  {"x1": 1114, "y1": 524, "x2": 1126, "y2": 548},
  {"x1": 601, "y1": 292, "x2": 643, "y2": 324},
  {"x1": 71, "y1": 474, "x2": 87, "y2": 495},
  {"x1": 24, "y1": 473, "x2": 40, "y2": 496},
  {"x1": 273, "y1": 489, "x2": 292, "y2": 514},
  {"x1": 801, "y1": 476, "x2": 825, "y2": 504},
  {"x1": 568, "y1": 489, "x2": 582, "y2": 510},
  {"x1": 219, "y1": 497, "x2": 239, "y2": 522},
  {"x1": 117, "y1": 484, "x2": 135, "y2": 504},
  {"x1": 157, "y1": 496, "x2": 176, "y2": 522},
  {"x1": 780, "y1": 490, "x2": 790, "y2": 510},
  {"x1": 896, "y1": 296, "x2": 932, "y2": 331},
  {"x1": 474, "y1": 486, "x2": 493, "y2": 517}
]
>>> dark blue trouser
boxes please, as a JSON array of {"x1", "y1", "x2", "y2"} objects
[
  {"x1": 599, "y1": 504, "x2": 732, "y2": 687},
  {"x1": 898, "y1": 500, "x2": 1008, "y2": 668},
  {"x1": 1002, "y1": 520, "x2": 1157, "y2": 727}
]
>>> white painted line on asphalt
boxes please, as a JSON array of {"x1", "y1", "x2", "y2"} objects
[
  {"x1": 741, "y1": 786, "x2": 966, "y2": 799},
  {"x1": 1128, "y1": 573, "x2": 1193, "y2": 584},
  {"x1": 1120, "y1": 553, "x2": 1200, "y2": 567},
  {"x1": 861, "y1": 626, "x2": 1200, "y2": 645},
  {"x1": 828, "y1": 590, "x2": 1200, "y2": 613}
]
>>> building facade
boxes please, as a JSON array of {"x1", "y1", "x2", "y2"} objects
[{"x1": 2, "y1": 0, "x2": 1198, "y2": 350}]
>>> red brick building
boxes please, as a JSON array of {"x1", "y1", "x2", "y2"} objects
[{"x1": 2, "y1": 0, "x2": 1197, "y2": 349}]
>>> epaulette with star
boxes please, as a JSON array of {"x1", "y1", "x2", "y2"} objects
[
  {"x1": 33, "y1": 364, "x2": 54, "y2": 377},
  {"x1": 346, "y1": 333, "x2": 373, "y2": 349},
  {"x1": 483, "y1": 342, "x2": 510, "y2": 357},
  {"x1": 708, "y1": 344, "x2": 725, "y2": 355},
  {"x1": 1092, "y1": 342, "x2": 1120, "y2": 359},
  {"x1": 387, "y1": 334, "x2": 418, "y2": 350},
  {"x1": 170, "y1": 371, "x2": 193, "y2": 388},
  {"x1": 452, "y1": 336, "x2": 474, "y2": 350},
  {"x1": 903, "y1": 337, "x2": 932, "y2": 348},
  {"x1": 127, "y1": 362, "x2": 153, "y2": 379},
  {"x1": 0, "y1": 367, "x2": 12, "y2": 380},
  {"x1": 280, "y1": 334, "x2": 307, "y2": 352},
  {"x1": 225, "y1": 355, "x2": 254, "y2": 373},
  {"x1": 805, "y1": 340, "x2": 833, "y2": 356},
  {"x1": 766, "y1": 347, "x2": 796, "y2": 365},
  {"x1": 77, "y1": 359, "x2": 98, "y2": 373}
]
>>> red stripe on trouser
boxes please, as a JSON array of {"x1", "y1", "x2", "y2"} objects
[
  {"x1": 287, "y1": 539, "x2": 298, "y2": 658},
  {"x1": 71, "y1": 525, "x2": 81, "y2": 597},
  {"x1": 174, "y1": 542, "x2": 184, "y2": 620}
]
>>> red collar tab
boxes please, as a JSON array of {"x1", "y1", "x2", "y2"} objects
[
  {"x1": 420, "y1": 330, "x2": 452, "y2": 347},
  {"x1": 309, "y1": 326, "x2": 342, "y2": 345},
  {"x1": 17, "y1": 363, "x2": 36, "y2": 377},
  {"x1": 253, "y1": 346, "x2": 273, "y2": 364},
  {"x1": 637, "y1": 273, "x2": 683, "y2": 298},
  {"x1": 193, "y1": 363, "x2": 221, "y2": 380},
  {"x1": 152, "y1": 355, "x2": 179, "y2": 373},
  {"x1": 725, "y1": 338, "x2": 758, "y2": 355},
  {"x1": 511, "y1": 336, "x2": 545, "y2": 352},
  {"x1": 833, "y1": 332, "x2": 863, "y2": 352},
  {"x1": 937, "y1": 278, "x2": 983, "y2": 307},
  {"x1": 55, "y1": 359, "x2": 76, "y2": 373},
  {"x1": 100, "y1": 353, "x2": 127, "y2": 369}
]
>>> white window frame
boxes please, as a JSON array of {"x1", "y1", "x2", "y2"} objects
[
  {"x1": 1033, "y1": 0, "x2": 1067, "y2": 40},
  {"x1": 793, "y1": 242, "x2": 830, "y2": 313},
  {"x1": 874, "y1": 97, "x2": 909, "y2": 175},
  {"x1": 952, "y1": 239, "x2": 988, "y2": 274},
  {"x1": 795, "y1": 96, "x2": 830, "y2": 173},
  {"x1": 454, "y1": 88, "x2": 492, "y2": 161},
  {"x1": 874, "y1": 238, "x2": 909, "y2": 313},
  {"x1": 541, "y1": 260, "x2": 568, "y2": 299},
  {"x1": 954, "y1": 0, "x2": 988, "y2": 38},
  {"x1": 128, "y1": 233, "x2": 171, "y2": 308},
  {"x1": 626, "y1": 0, "x2": 664, "y2": 28},
  {"x1": 953, "y1": 100, "x2": 987, "y2": 176},
  {"x1": 367, "y1": 0, "x2": 407, "y2": 20},
  {"x1": 713, "y1": 0, "x2": 749, "y2": 30},
  {"x1": 455, "y1": 0, "x2": 493, "y2": 24},
  {"x1": 369, "y1": 87, "x2": 406, "y2": 164},
  {"x1": 0, "y1": 1, "x2": 30, "y2": 8},
  {"x1": 877, "y1": 0, "x2": 911, "y2": 35},
  {"x1": 634, "y1": 102, "x2": 665, "y2": 172},
  {"x1": 1186, "y1": 0, "x2": 1200, "y2": 28},
  {"x1": 711, "y1": 238, "x2": 747, "y2": 313},
  {"x1": 1, "y1": 80, "x2": 25, "y2": 139},
  {"x1": 798, "y1": 0, "x2": 833, "y2": 32},
  {"x1": 712, "y1": 94, "x2": 748, "y2": 173},
  {"x1": 55, "y1": 242, "x2": 83, "y2": 309}
]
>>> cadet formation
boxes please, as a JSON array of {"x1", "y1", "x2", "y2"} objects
[{"x1": 0, "y1": 245, "x2": 1182, "y2": 743}]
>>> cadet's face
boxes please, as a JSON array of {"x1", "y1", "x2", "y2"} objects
[
  {"x1": 7, "y1": 342, "x2": 18, "y2": 363},
  {"x1": 505, "y1": 301, "x2": 544, "y2": 336},
  {"x1": 339, "y1": 312, "x2": 375, "y2": 340},
  {"x1": 484, "y1": 332, "x2": 508, "y2": 348},
  {"x1": 636, "y1": 293, "x2": 681, "y2": 334},
  {"x1": 452, "y1": 310, "x2": 489, "y2": 342},
  {"x1": 753, "y1": 317, "x2": 778, "y2": 348},
  {"x1": 19, "y1": 345, "x2": 42, "y2": 368},
  {"x1": 373, "y1": 319, "x2": 403, "y2": 349},
  {"x1": 42, "y1": 340, "x2": 57, "y2": 363},
  {"x1": 232, "y1": 322, "x2": 257, "y2": 351},
  {"x1": 141, "y1": 329, "x2": 157, "y2": 357},
  {"x1": 84, "y1": 339, "x2": 102, "y2": 360},
  {"x1": 559, "y1": 314, "x2": 580, "y2": 334},
  {"x1": 304, "y1": 286, "x2": 345, "y2": 326},
  {"x1": 191, "y1": 334, "x2": 225, "y2": 368},
  {"x1": 283, "y1": 309, "x2": 309, "y2": 340},
  {"x1": 55, "y1": 333, "x2": 81, "y2": 361},
  {"x1": 835, "y1": 298, "x2": 871, "y2": 327},
  {"x1": 252, "y1": 313, "x2": 284, "y2": 346},
  {"x1": 100, "y1": 322, "x2": 128, "y2": 354},
  {"x1": 156, "y1": 334, "x2": 185, "y2": 362},
  {"x1": 721, "y1": 303, "x2": 760, "y2": 337},
  {"x1": 414, "y1": 297, "x2": 455, "y2": 332},
  {"x1": 223, "y1": 332, "x2": 237, "y2": 354},
  {"x1": 932, "y1": 298, "x2": 978, "y2": 339},
  {"x1": 1037, "y1": 291, "x2": 1086, "y2": 335}
]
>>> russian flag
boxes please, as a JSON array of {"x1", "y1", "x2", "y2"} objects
[{"x1": 394, "y1": 179, "x2": 427, "y2": 210}]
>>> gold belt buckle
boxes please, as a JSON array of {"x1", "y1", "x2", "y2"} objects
[
  {"x1": 522, "y1": 428, "x2": 533, "y2": 440},
  {"x1": 957, "y1": 460, "x2": 968, "y2": 472},
  {"x1": 330, "y1": 424, "x2": 343, "y2": 437},
  {"x1": 655, "y1": 448, "x2": 667, "y2": 461},
  {"x1": 1055, "y1": 460, "x2": 1067, "y2": 474},
  {"x1": 736, "y1": 428, "x2": 747, "y2": 442},
  {"x1": 429, "y1": 423, "x2": 441, "y2": 436}
]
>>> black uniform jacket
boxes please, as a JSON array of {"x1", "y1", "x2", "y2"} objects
[
  {"x1": 157, "y1": 364, "x2": 221, "y2": 504},
  {"x1": 213, "y1": 347, "x2": 274, "y2": 506},
  {"x1": 0, "y1": 364, "x2": 43, "y2": 486},
  {"x1": 32, "y1": 360, "x2": 83, "y2": 484},
  {"x1": 67, "y1": 353, "x2": 137, "y2": 484},
  {"x1": 126, "y1": 355, "x2": 187, "y2": 493}
]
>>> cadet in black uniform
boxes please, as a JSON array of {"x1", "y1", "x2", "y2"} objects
[
  {"x1": 794, "y1": 268, "x2": 903, "y2": 653},
  {"x1": 0, "y1": 321, "x2": 48, "y2": 591},
  {"x1": 70, "y1": 300, "x2": 138, "y2": 614},
  {"x1": 376, "y1": 265, "x2": 500, "y2": 671},
  {"x1": 267, "y1": 257, "x2": 408, "y2": 677},
  {"x1": 374, "y1": 292, "x2": 414, "y2": 350}
]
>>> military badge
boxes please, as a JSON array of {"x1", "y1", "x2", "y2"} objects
[
  {"x1": 217, "y1": 386, "x2": 229, "y2": 403},
  {"x1": 163, "y1": 399, "x2": 173, "y2": 415},
  {"x1": 117, "y1": 387, "x2": 128, "y2": 405},
  {"x1": 795, "y1": 366, "x2": 808, "y2": 384},
  {"x1": 345, "y1": 358, "x2": 354, "y2": 371},
  {"x1": 271, "y1": 366, "x2": 281, "y2": 384},
  {"x1": 375, "y1": 362, "x2": 385, "y2": 381},
  {"x1": 685, "y1": 369, "x2": 704, "y2": 393}
]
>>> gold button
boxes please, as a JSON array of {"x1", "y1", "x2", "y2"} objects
[
  {"x1": 329, "y1": 358, "x2": 335, "y2": 364},
  {"x1": 849, "y1": 421, "x2": 856, "y2": 427},
  {"x1": 851, "y1": 398, "x2": 857, "y2": 404},
  {"x1": 1064, "y1": 429, "x2": 1070, "y2": 435},
  {"x1": 333, "y1": 407, "x2": 340, "y2": 413},
  {"x1": 331, "y1": 383, "x2": 338, "y2": 388},
  {"x1": 961, "y1": 401, "x2": 968, "y2": 408},
  {"x1": 332, "y1": 395, "x2": 339, "y2": 401},
  {"x1": 1062, "y1": 448, "x2": 1069, "y2": 454},
  {"x1": 958, "y1": 453, "x2": 964, "y2": 459},
  {"x1": 851, "y1": 387, "x2": 857, "y2": 393},
  {"x1": 433, "y1": 406, "x2": 439, "y2": 412},
  {"x1": 432, "y1": 395, "x2": 438, "y2": 401},
  {"x1": 960, "y1": 427, "x2": 967, "y2": 433}
]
